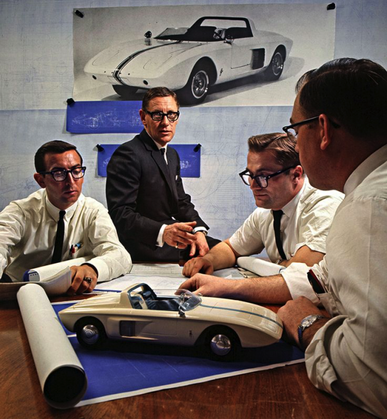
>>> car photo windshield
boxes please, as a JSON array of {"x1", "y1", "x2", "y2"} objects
[{"x1": 178, "y1": 291, "x2": 202, "y2": 312}]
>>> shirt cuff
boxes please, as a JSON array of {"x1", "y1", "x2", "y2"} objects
[
  {"x1": 281, "y1": 262, "x2": 320, "y2": 304},
  {"x1": 192, "y1": 227, "x2": 208, "y2": 235},
  {"x1": 157, "y1": 224, "x2": 167, "y2": 247}
]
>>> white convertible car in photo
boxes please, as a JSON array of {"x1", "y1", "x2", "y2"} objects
[
  {"x1": 59, "y1": 283, "x2": 283, "y2": 361},
  {"x1": 84, "y1": 16, "x2": 293, "y2": 105}
]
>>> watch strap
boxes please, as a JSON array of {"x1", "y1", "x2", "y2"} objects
[{"x1": 297, "y1": 314, "x2": 324, "y2": 349}]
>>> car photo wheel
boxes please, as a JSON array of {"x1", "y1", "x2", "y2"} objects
[
  {"x1": 203, "y1": 326, "x2": 240, "y2": 361},
  {"x1": 180, "y1": 64, "x2": 211, "y2": 105},
  {"x1": 266, "y1": 50, "x2": 285, "y2": 81},
  {"x1": 75, "y1": 317, "x2": 107, "y2": 350}
]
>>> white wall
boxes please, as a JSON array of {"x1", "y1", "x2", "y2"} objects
[{"x1": 1, "y1": 0, "x2": 386, "y2": 241}]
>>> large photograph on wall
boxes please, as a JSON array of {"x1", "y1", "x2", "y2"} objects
[{"x1": 73, "y1": 3, "x2": 335, "y2": 107}]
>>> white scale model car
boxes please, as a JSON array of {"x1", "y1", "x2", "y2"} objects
[
  {"x1": 84, "y1": 16, "x2": 293, "y2": 105},
  {"x1": 59, "y1": 283, "x2": 283, "y2": 361}
]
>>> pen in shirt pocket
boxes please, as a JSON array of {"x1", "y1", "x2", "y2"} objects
[
  {"x1": 69, "y1": 242, "x2": 83, "y2": 257},
  {"x1": 307, "y1": 269, "x2": 327, "y2": 294}
]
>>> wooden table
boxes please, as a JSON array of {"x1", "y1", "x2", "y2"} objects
[{"x1": 0, "y1": 298, "x2": 376, "y2": 419}]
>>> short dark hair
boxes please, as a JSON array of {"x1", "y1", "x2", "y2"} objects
[
  {"x1": 142, "y1": 87, "x2": 180, "y2": 110},
  {"x1": 298, "y1": 58, "x2": 387, "y2": 138},
  {"x1": 248, "y1": 133, "x2": 300, "y2": 168},
  {"x1": 34, "y1": 140, "x2": 83, "y2": 173}
]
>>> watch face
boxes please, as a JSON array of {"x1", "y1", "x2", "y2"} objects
[{"x1": 301, "y1": 314, "x2": 323, "y2": 329}]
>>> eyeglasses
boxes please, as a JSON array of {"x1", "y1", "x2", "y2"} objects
[
  {"x1": 144, "y1": 110, "x2": 180, "y2": 122},
  {"x1": 239, "y1": 165, "x2": 296, "y2": 188},
  {"x1": 282, "y1": 116, "x2": 340, "y2": 137},
  {"x1": 282, "y1": 116, "x2": 319, "y2": 137},
  {"x1": 39, "y1": 166, "x2": 86, "y2": 182}
]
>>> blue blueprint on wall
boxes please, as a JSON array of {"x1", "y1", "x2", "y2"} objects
[
  {"x1": 66, "y1": 101, "x2": 143, "y2": 133},
  {"x1": 97, "y1": 143, "x2": 201, "y2": 177},
  {"x1": 53, "y1": 302, "x2": 304, "y2": 407}
]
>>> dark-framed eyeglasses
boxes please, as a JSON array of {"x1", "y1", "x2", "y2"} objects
[
  {"x1": 282, "y1": 116, "x2": 319, "y2": 137},
  {"x1": 144, "y1": 110, "x2": 180, "y2": 122},
  {"x1": 39, "y1": 166, "x2": 86, "y2": 182},
  {"x1": 283, "y1": 116, "x2": 340, "y2": 137},
  {"x1": 239, "y1": 165, "x2": 297, "y2": 188}
]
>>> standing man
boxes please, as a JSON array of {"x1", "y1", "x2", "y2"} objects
[
  {"x1": 0, "y1": 140, "x2": 132, "y2": 295},
  {"x1": 182, "y1": 133, "x2": 342, "y2": 304},
  {"x1": 106, "y1": 87, "x2": 218, "y2": 262}
]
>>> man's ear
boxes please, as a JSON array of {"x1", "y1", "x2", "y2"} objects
[
  {"x1": 34, "y1": 173, "x2": 46, "y2": 188},
  {"x1": 318, "y1": 114, "x2": 333, "y2": 151},
  {"x1": 292, "y1": 165, "x2": 303, "y2": 182},
  {"x1": 139, "y1": 109, "x2": 147, "y2": 126}
]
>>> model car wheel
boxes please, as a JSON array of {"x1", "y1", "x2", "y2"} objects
[
  {"x1": 75, "y1": 317, "x2": 107, "y2": 350},
  {"x1": 180, "y1": 63, "x2": 211, "y2": 105},
  {"x1": 112, "y1": 84, "x2": 138, "y2": 98},
  {"x1": 265, "y1": 50, "x2": 285, "y2": 81},
  {"x1": 203, "y1": 326, "x2": 240, "y2": 361}
]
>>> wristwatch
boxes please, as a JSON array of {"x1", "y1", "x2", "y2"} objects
[{"x1": 297, "y1": 314, "x2": 324, "y2": 349}]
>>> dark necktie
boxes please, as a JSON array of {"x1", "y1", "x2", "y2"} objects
[
  {"x1": 51, "y1": 210, "x2": 66, "y2": 264},
  {"x1": 160, "y1": 147, "x2": 168, "y2": 164},
  {"x1": 273, "y1": 210, "x2": 287, "y2": 260}
]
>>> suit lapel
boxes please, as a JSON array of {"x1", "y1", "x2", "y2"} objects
[{"x1": 140, "y1": 130, "x2": 177, "y2": 200}]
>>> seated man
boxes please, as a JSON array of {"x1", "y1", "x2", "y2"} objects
[
  {"x1": 106, "y1": 87, "x2": 219, "y2": 262},
  {"x1": 0, "y1": 140, "x2": 132, "y2": 295},
  {"x1": 182, "y1": 133, "x2": 343, "y2": 304},
  {"x1": 181, "y1": 58, "x2": 387, "y2": 418}
]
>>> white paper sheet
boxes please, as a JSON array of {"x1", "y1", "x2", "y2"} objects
[{"x1": 17, "y1": 284, "x2": 87, "y2": 409}]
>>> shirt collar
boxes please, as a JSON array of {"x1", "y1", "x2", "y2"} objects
[
  {"x1": 145, "y1": 129, "x2": 168, "y2": 152},
  {"x1": 44, "y1": 190, "x2": 81, "y2": 221},
  {"x1": 280, "y1": 177, "x2": 308, "y2": 219},
  {"x1": 344, "y1": 144, "x2": 387, "y2": 195}
]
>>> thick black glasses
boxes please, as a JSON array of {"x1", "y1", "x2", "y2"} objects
[
  {"x1": 40, "y1": 166, "x2": 86, "y2": 182},
  {"x1": 145, "y1": 110, "x2": 180, "y2": 122},
  {"x1": 239, "y1": 166, "x2": 296, "y2": 188},
  {"x1": 282, "y1": 116, "x2": 319, "y2": 137}
]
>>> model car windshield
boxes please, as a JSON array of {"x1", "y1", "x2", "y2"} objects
[{"x1": 178, "y1": 290, "x2": 202, "y2": 312}]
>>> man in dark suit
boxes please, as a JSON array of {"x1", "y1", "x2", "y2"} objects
[{"x1": 106, "y1": 87, "x2": 218, "y2": 262}]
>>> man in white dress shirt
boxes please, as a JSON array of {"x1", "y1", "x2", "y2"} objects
[
  {"x1": 0, "y1": 140, "x2": 132, "y2": 294},
  {"x1": 181, "y1": 58, "x2": 387, "y2": 417},
  {"x1": 182, "y1": 133, "x2": 343, "y2": 304}
]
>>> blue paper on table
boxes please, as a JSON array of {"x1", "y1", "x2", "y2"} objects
[
  {"x1": 53, "y1": 303, "x2": 304, "y2": 406},
  {"x1": 97, "y1": 144, "x2": 201, "y2": 178},
  {"x1": 66, "y1": 101, "x2": 143, "y2": 133}
]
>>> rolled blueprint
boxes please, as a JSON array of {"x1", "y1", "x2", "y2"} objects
[
  {"x1": 237, "y1": 256, "x2": 284, "y2": 277},
  {"x1": 17, "y1": 284, "x2": 87, "y2": 409}
]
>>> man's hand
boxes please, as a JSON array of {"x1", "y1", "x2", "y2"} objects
[
  {"x1": 182, "y1": 256, "x2": 214, "y2": 277},
  {"x1": 177, "y1": 273, "x2": 236, "y2": 298},
  {"x1": 277, "y1": 296, "x2": 329, "y2": 348},
  {"x1": 68, "y1": 264, "x2": 98, "y2": 295},
  {"x1": 163, "y1": 221, "x2": 197, "y2": 249},
  {"x1": 188, "y1": 231, "x2": 209, "y2": 258}
]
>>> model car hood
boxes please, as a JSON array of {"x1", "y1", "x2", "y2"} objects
[
  {"x1": 65, "y1": 293, "x2": 121, "y2": 310},
  {"x1": 88, "y1": 38, "x2": 200, "y2": 69}
]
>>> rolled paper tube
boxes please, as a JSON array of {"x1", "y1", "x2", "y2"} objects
[
  {"x1": 17, "y1": 284, "x2": 87, "y2": 409},
  {"x1": 237, "y1": 256, "x2": 284, "y2": 277}
]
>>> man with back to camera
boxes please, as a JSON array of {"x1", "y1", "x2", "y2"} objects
[
  {"x1": 106, "y1": 86, "x2": 219, "y2": 262},
  {"x1": 182, "y1": 132, "x2": 343, "y2": 303},
  {"x1": 181, "y1": 58, "x2": 387, "y2": 418},
  {"x1": 0, "y1": 140, "x2": 132, "y2": 295}
]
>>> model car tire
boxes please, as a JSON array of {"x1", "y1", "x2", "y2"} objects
[
  {"x1": 75, "y1": 317, "x2": 107, "y2": 350},
  {"x1": 265, "y1": 50, "x2": 285, "y2": 81},
  {"x1": 112, "y1": 85, "x2": 138, "y2": 98},
  {"x1": 179, "y1": 62, "x2": 212, "y2": 105},
  {"x1": 203, "y1": 326, "x2": 241, "y2": 361}
]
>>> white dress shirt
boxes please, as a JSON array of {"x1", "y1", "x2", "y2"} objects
[
  {"x1": 230, "y1": 178, "x2": 343, "y2": 267},
  {"x1": 283, "y1": 145, "x2": 387, "y2": 418},
  {"x1": 0, "y1": 189, "x2": 132, "y2": 282}
]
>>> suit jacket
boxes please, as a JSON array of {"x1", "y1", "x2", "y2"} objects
[{"x1": 106, "y1": 129, "x2": 209, "y2": 261}]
